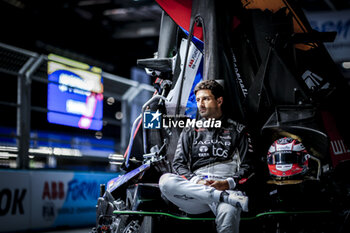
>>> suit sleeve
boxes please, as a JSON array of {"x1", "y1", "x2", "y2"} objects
[
  {"x1": 172, "y1": 128, "x2": 196, "y2": 180},
  {"x1": 233, "y1": 128, "x2": 255, "y2": 185}
]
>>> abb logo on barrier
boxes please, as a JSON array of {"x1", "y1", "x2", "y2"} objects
[{"x1": 42, "y1": 181, "x2": 65, "y2": 200}]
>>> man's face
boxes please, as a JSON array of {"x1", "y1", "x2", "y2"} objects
[{"x1": 195, "y1": 89, "x2": 223, "y2": 119}]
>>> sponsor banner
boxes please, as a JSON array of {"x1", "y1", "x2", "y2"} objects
[
  {"x1": 0, "y1": 170, "x2": 118, "y2": 232},
  {"x1": 31, "y1": 171, "x2": 117, "y2": 228},
  {"x1": 306, "y1": 10, "x2": 350, "y2": 62},
  {"x1": 0, "y1": 170, "x2": 30, "y2": 232},
  {"x1": 30, "y1": 171, "x2": 74, "y2": 229},
  {"x1": 53, "y1": 172, "x2": 117, "y2": 227}
]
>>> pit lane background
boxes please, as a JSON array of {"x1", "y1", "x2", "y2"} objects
[{"x1": 0, "y1": 169, "x2": 119, "y2": 232}]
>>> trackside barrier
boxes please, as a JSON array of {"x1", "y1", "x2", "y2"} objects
[{"x1": 0, "y1": 169, "x2": 119, "y2": 232}]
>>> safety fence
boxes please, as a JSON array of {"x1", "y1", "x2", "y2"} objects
[{"x1": 0, "y1": 42, "x2": 153, "y2": 170}]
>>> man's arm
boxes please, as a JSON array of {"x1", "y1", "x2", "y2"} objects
[
  {"x1": 172, "y1": 129, "x2": 195, "y2": 180},
  {"x1": 234, "y1": 130, "x2": 255, "y2": 187},
  {"x1": 209, "y1": 127, "x2": 255, "y2": 190}
]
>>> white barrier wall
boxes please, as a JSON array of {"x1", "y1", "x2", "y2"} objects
[
  {"x1": 0, "y1": 169, "x2": 118, "y2": 232},
  {"x1": 0, "y1": 170, "x2": 30, "y2": 232}
]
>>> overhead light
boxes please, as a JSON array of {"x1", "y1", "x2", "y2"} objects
[
  {"x1": 2, "y1": 0, "x2": 25, "y2": 9},
  {"x1": 104, "y1": 8, "x2": 129, "y2": 16},
  {"x1": 1, "y1": 145, "x2": 83, "y2": 157},
  {"x1": 115, "y1": 111, "x2": 123, "y2": 120},
  {"x1": 137, "y1": 27, "x2": 157, "y2": 36},
  {"x1": 109, "y1": 161, "x2": 123, "y2": 165},
  {"x1": 342, "y1": 62, "x2": 350, "y2": 69},
  {"x1": 0, "y1": 146, "x2": 18, "y2": 152},
  {"x1": 29, "y1": 147, "x2": 53, "y2": 154},
  {"x1": 53, "y1": 148, "x2": 82, "y2": 157},
  {"x1": 0, "y1": 152, "x2": 17, "y2": 159},
  {"x1": 109, "y1": 153, "x2": 124, "y2": 161},
  {"x1": 95, "y1": 131, "x2": 103, "y2": 139},
  {"x1": 107, "y1": 97, "x2": 115, "y2": 105},
  {"x1": 78, "y1": 0, "x2": 110, "y2": 6}
]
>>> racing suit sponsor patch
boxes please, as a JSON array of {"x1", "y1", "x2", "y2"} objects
[{"x1": 174, "y1": 194, "x2": 195, "y2": 200}]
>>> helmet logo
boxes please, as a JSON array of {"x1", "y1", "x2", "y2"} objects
[
  {"x1": 277, "y1": 137, "x2": 293, "y2": 144},
  {"x1": 276, "y1": 164, "x2": 292, "y2": 171}
]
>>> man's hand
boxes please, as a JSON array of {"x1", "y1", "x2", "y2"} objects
[
  {"x1": 197, "y1": 179, "x2": 213, "y2": 186},
  {"x1": 209, "y1": 180, "x2": 229, "y2": 191},
  {"x1": 197, "y1": 180, "x2": 229, "y2": 191}
]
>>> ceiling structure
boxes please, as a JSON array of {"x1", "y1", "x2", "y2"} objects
[
  {"x1": 0, "y1": 0, "x2": 163, "y2": 77},
  {"x1": 0, "y1": 0, "x2": 349, "y2": 78}
]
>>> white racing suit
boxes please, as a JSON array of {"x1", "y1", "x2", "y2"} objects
[{"x1": 159, "y1": 116, "x2": 253, "y2": 233}]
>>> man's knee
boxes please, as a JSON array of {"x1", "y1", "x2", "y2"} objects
[
  {"x1": 159, "y1": 173, "x2": 173, "y2": 186},
  {"x1": 159, "y1": 173, "x2": 177, "y2": 192}
]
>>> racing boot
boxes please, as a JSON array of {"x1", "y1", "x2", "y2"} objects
[{"x1": 220, "y1": 190, "x2": 248, "y2": 212}]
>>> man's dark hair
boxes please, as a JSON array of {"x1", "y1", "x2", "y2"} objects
[{"x1": 194, "y1": 80, "x2": 224, "y2": 99}]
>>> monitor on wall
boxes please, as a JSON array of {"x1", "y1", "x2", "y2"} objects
[{"x1": 47, "y1": 54, "x2": 103, "y2": 131}]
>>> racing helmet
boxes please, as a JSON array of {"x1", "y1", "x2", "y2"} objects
[{"x1": 267, "y1": 137, "x2": 310, "y2": 179}]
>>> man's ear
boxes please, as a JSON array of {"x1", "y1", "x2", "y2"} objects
[{"x1": 217, "y1": 96, "x2": 223, "y2": 107}]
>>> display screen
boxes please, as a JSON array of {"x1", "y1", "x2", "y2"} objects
[{"x1": 47, "y1": 54, "x2": 103, "y2": 131}]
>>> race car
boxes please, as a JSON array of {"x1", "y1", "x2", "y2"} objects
[{"x1": 92, "y1": 0, "x2": 350, "y2": 232}]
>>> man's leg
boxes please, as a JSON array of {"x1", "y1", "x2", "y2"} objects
[
  {"x1": 159, "y1": 173, "x2": 221, "y2": 214},
  {"x1": 215, "y1": 203, "x2": 241, "y2": 233}
]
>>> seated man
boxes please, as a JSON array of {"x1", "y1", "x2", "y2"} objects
[{"x1": 159, "y1": 80, "x2": 253, "y2": 233}]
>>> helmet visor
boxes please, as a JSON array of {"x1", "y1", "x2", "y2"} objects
[{"x1": 267, "y1": 151, "x2": 303, "y2": 165}]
